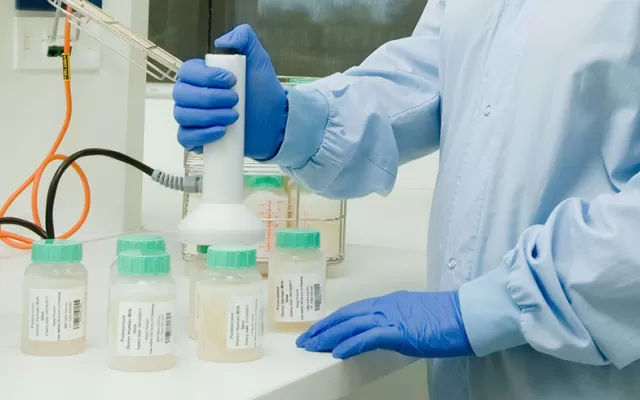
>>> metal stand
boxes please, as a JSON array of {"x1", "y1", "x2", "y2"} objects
[{"x1": 47, "y1": 0, "x2": 182, "y2": 82}]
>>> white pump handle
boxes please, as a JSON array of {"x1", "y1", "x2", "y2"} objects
[{"x1": 202, "y1": 54, "x2": 246, "y2": 204}]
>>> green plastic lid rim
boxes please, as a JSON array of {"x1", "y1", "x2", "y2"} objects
[
  {"x1": 31, "y1": 239, "x2": 83, "y2": 263},
  {"x1": 118, "y1": 250, "x2": 171, "y2": 275},
  {"x1": 244, "y1": 175, "x2": 285, "y2": 189},
  {"x1": 207, "y1": 247, "x2": 257, "y2": 269},
  {"x1": 116, "y1": 234, "x2": 166, "y2": 255},
  {"x1": 281, "y1": 76, "x2": 317, "y2": 85},
  {"x1": 275, "y1": 228, "x2": 321, "y2": 250}
]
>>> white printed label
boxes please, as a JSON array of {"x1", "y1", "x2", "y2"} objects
[
  {"x1": 274, "y1": 274, "x2": 324, "y2": 322},
  {"x1": 227, "y1": 296, "x2": 262, "y2": 350},
  {"x1": 117, "y1": 301, "x2": 175, "y2": 356},
  {"x1": 28, "y1": 287, "x2": 85, "y2": 341}
]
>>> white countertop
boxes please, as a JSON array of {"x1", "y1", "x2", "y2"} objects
[{"x1": 0, "y1": 233, "x2": 427, "y2": 400}]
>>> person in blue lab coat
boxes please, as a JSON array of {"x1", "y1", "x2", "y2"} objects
[{"x1": 172, "y1": 1, "x2": 640, "y2": 399}]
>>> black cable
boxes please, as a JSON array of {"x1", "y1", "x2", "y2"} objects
[
  {"x1": 0, "y1": 217, "x2": 48, "y2": 240},
  {"x1": 45, "y1": 148, "x2": 154, "y2": 239}
]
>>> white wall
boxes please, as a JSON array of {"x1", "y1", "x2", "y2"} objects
[
  {"x1": 142, "y1": 84, "x2": 439, "y2": 252},
  {"x1": 0, "y1": 1, "x2": 148, "y2": 257}
]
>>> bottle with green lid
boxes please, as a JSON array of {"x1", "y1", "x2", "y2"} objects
[
  {"x1": 22, "y1": 239, "x2": 88, "y2": 356},
  {"x1": 244, "y1": 175, "x2": 289, "y2": 275},
  {"x1": 268, "y1": 228, "x2": 326, "y2": 333},
  {"x1": 188, "y1": 244, "x2": 209, "y2": 340},
  {"x1": 289, "y1": 182, "x2": 343, "y2": 268},
  {"x1": 110, "y1": 234, "x2": 166, "y2": 279},
  {"x1": 108, "y1": 250, "x2": 177, "y2": 372},
  {"x1": 197, "y1": 246, "x2": 264, "y2": 362}
]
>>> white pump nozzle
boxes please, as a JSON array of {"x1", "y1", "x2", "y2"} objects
[{"x1": 178, "y1": 53, "x2": 264, "y2": 246}]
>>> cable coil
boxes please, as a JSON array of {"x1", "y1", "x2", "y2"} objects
[{"x1": 0, "y1": 5, "x2": 197, "y2": 249}]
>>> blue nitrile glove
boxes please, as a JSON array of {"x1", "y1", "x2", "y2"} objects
[
  {"x1": 296, "y1": 291, "x2": 474, "y2": 360},
  {"x1": 173, "y1": 24, "x2": 287, "y2": 160}
]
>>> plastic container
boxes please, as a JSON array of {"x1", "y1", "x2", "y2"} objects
[
  {"x1": 197, "y1": 246, "x2": 264, "y2": 362},
  {"x1": 182, "y1": 165, "x2": 347, "y2": 266},
  {"x1": 181, "y1": 78, "x2": 346, "y2": 267},
  {"x1": 108, "y1": 250, "x2": 177, "y2": 372},
  {"x1": 188, "y1": 245, "x2": 209, "y2": 340},
  {"x1": 22, "y1": 240, "x2": 88, "y2": 356},
  {"x1": 294, "y1": 186, "x2": 343, "y2": 265},
  {"x1": 110, "y1": 234, "x2": 165, "y2": 279},
  {"x1": 244, "y1": 175, "x2": 289, "y2": 275},
  {"x1": 180, "y1": 185, "x2": 203, "y2": 263},
  {"x1": 268, "y1": 229, "x2": 326, "y2": 333}
]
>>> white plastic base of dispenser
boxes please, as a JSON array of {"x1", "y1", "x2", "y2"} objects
[{"x1": 179, "y1": 203, "x2": 265, "y2": 246}]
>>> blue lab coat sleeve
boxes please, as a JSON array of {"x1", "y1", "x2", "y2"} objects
[
  {"x1": 460, "y1": 148, "x2": 640, "y2": 368},
  {"x1": 269, "y1": 1, "x2": 445, "y2": 199}
]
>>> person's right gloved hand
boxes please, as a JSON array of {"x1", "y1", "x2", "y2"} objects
[{"x1": 173, "y1": 24, "x2": 288, "y2": 160}]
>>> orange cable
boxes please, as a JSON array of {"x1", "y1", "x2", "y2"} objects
[{"x1": 0, "y1": 5, "x2": 92, "y2": 250}]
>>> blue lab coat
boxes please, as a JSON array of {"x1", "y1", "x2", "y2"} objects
[{"x1": 271, "y1": 1, "x2": 640, "y2": 399}]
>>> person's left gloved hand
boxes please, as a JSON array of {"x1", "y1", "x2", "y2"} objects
[{"x1": 296, "y1": 291, "x2": 474, "y2": 360}]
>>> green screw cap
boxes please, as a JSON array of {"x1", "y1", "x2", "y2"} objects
[
  {"x1": 281, "y1": 77, "x2": 317, "y2": 85},
  {"x1": 207, "y1": 247, "x2": 257, "y2": 269},
  {"x1": 31, "y1": 239, "x2": 83, "y2": 264},
  {"x1": 196, "y1": 245, "x2": 209, "y2": 254},
  {"x1": 276, "y1": 228, "x2": 320, "y2": 250},
  {"x1": 118, "y1": 250, "x2": 171, "y2": 275},
  {"x1": 116, "y1": 234, "x2": 165, "y2": 255},
  {"x1": 244, "y1": 175, "x2": 285, "y2": 189}
]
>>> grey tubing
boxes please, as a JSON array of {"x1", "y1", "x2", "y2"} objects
[{"x1": 151, "y1": 170, "x2": 202, "y2": 193}]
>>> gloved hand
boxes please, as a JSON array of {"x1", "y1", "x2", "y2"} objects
[
  {"x1": 173, "y1": 24, "x2": 287, "y2": 160},
  {"x1": 296, "y1": 291, "x2": 474, "y2": 360}
]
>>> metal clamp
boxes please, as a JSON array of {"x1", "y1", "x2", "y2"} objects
[{"x1": 49, "y1": 7, "x2": 81, "y2": 43}]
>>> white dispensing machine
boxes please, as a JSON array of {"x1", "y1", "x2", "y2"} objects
[{"x1": 178, "y1": 50, "x2": 264, "y2": 246}]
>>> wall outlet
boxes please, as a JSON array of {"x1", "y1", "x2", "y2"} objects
[{"x1": 13, "y1": 17, "x2": 101, "y2": 71}]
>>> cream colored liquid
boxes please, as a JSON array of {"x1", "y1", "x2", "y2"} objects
[
  {"x1": 22, "y1": 331, "x2": 87, "y2": 356},
  {"x1": 22, "y1": 276, "x2": 88, "y2": 357},
  {"x1": 198, "y1": 281, "x2": 263, "y2": 362},
  {"x1": 108, "y1": 293, "x2": 176, "y2": 372},
  {"x1": 269, "y1": 318, "x2": 314, "y2": 333},
  {"x1": 188, "y1": 263, "x2": 206, "y2": 340},
  {"x1": 257, "y1": 261, "x2": 269, "y2": 277}
]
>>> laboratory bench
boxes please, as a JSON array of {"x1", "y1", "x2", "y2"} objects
[{"x1": 0, "y1": 233, "x2": 427, "y2": 400}]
